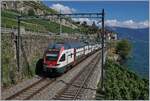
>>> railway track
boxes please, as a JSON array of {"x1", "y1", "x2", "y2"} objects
[
  {"x1": 4, "y1": 50, "x2": 100, "y2": 100},
  {"x1": 53, "y1": 54, "x2": 100, "y2": 100},
  {"x1": 5, "y1": 77, "x2": 56, "y2": 100}
]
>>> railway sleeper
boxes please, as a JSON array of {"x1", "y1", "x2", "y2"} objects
[{"x1": 58, "y1": 95, "x2": 81, "y2": 100}]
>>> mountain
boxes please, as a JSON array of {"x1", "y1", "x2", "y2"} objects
[
  {"x1": 106, "y1": 26, "x2": 149, "y2": 42},
  {"x1": 107, "y1": 26, "x2": 149, "y2": 78}
]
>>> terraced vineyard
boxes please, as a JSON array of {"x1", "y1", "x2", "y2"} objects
[{"x1": 1, "y1": 10, "x2": 78, "y2": 34}]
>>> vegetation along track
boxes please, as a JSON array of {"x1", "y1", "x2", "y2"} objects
[
  {"x1": 5, "y1": 77, "x2": 56, "y2": 100},
  {"x1": 53, "y1": 54, "x2": 100, "y2": 100}
]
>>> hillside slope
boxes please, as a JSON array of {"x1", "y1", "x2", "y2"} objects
[
  {"x1": 96, "y1": 59, "x2": 149, "y2": 100},
  {"x1": 1, "y1": 9, "x2": 78, "y2": 34}
]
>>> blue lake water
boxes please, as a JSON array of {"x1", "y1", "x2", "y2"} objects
[
  {"x1": 110, "y1": 27, "x2": 149, "y2": 79},
  {"x1": 127, "y1": 40, "x2": 149, "y2": 79}
]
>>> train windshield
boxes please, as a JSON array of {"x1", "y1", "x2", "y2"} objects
[{"x1": 46, "y1": 51, "x2": 59, "y2": 61}]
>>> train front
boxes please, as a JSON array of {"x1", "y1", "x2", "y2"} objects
[{"x1": 43, "y1": 44, "x2": 65, "y2": 74}]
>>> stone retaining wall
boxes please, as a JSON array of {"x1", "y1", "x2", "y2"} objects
[{"x1": 2, "y1": 32, "x2": 55, "y2": 87}]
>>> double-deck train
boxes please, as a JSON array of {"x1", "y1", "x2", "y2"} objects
[{"x1": 36, "y1": 42, "x2": 101, "y2": 75}]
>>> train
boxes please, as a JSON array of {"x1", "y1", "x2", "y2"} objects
[{"x1": 35, "y1": 42, "x2": 101, "y2": 75}]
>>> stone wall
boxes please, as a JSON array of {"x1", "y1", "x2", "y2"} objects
[
  {"x1": 1, "y1": 32, "x2": 53, "y2": 86},
  {"x1": 19, "y1": 34, "x2": 52, "y2": 76},
  {"x1": 1, "y1": 30, "x2": 81, "y2": 87}
]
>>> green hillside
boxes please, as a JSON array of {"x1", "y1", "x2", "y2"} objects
[{"x1": 1, "y1": 10, "x2": 78, "y2": 34}]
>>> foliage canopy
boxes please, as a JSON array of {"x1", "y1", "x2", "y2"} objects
[{"x1": 116, "y1": 39, "x2": 132, "y2": 63}]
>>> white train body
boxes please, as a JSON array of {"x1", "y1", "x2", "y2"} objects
[{"x1": 43, "y1": 43, "x2": 101, "y2": 74}]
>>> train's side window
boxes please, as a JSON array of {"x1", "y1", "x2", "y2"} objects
[{"x1": 60, "y1": 54, "x2": 65, "y2": 62}]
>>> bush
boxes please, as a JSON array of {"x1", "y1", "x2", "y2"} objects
[
  {"x1": 96, "y1": 60, "x2": 149, "y2": 100},
  {"x1": 116, "y1": 39, "x2": 132, "y2": 63},
  {"x1": 28, "y1": 9, "x2": 35, "y2": 16}
]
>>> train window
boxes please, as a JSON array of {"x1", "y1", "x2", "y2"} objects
[
  {"x1": 60, "y1": 54, "x2": 65, "y2": 62},
  {"x1": 46, "y1": 54, "x2": 58, "y2": 61},
  {"x1": 46, "y1": 51, "x2": 59, "y2": 61}
]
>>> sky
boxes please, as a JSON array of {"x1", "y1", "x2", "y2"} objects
[{"x1": 42, "y1": 1, "x2": 149, "y2": 29}]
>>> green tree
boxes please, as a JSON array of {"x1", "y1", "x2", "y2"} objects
[
  {"x1": 88, "y1": 21, "x2": 98, "y2": 34},
  {"x1": 28, "y1": 9, "x2": 35, "y2": 16},
  {"x1": 81, "y1": 21, "x2": 88, "y2": 27},
  {"x1": 116, "y1": 39, "x2": 132, "y2": 64},
  {"x1": 92, "y1": 21, "x2": 98, "y2": 31}
]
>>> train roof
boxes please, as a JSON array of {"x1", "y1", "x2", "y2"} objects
[{"x1": 48, "y1": 41, "x2": 86, "y2": 49}]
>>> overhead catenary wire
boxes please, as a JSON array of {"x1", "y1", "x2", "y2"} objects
[{"x1": 16, "y1": 10, "x2": 105, "y2": 90}]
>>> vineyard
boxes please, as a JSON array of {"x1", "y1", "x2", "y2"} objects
[
  {"x1": 96, "y1": 59, "x2": 149, "y2": 100},
  {"x1": 1, "y1": 10, "x2": 78, "y2": 33}
]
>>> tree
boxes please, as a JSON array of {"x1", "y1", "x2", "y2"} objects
[
  {"x1": 92, "y1": 21, "x2": 98, "y2": 29},
  {"x1": 81, "y1": 21, "x2": 88, "y2": 27},
  {"x1": 28, "y1": 9, "x2": 35, "y2": 16},
  {"x1": 91, "y1": 21, "x2": 98, "y2": 34},
  {"x1": 75, "y1": 21, "x2": 80, "y2": 25},
  {"x1": 116, "y1": 39, "x2": 132, "y2": 64}
]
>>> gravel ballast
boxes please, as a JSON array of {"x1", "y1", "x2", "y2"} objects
[
  {"x1": 30, "y1": 51, "x2": 100, "y2": 100},
  {"x1": 1, "y1": 51, "x2": 101, "y2": 100},
  {"x1": 1, "y1": 76, "x2": 42, "y2": 100}
]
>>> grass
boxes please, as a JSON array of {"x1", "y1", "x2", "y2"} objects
[
  {"x1": 23, "y1": 19, "x2": 77, "y2": 33},
  {"x1": 1, "y1": 10, "x2": 78, "y2": 34},
  {"x1": 1, "y1": 10, "x2": 20, "y2": 19},
  {"x1": 1, "y1": 17, "x2": 47, "y2": 32}
]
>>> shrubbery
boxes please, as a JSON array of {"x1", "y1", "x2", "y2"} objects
[
  {"x1": 96, "y1": 60, "x2": 149, "y2": 100},
  {"x1": 28, "y1": 9, "x2": 35, "y2": 16},
  {"x1": 116, "y1": 39, "x2": 132, "y2": 64}
]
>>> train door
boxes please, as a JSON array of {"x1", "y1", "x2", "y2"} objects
[
  {"x1": 67, "y1": 49, "x2": 74, "y2": 64},
  {"x1": 58, "y1": 53, "x2": 66, "y2": 67}
]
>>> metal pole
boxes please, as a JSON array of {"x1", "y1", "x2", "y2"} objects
[
  {"x1": 59, "y1": 10, "x2": 62, "y2": 35},
  {"x1": 17, "y1": 16, "x2": 20, "y2": 71},
  {"x1": 101, "y1": 9, "x2": 105, "y2": 88},
  {"x1": 60, "y1": 17, "x2": 62, "y2": 35}
]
